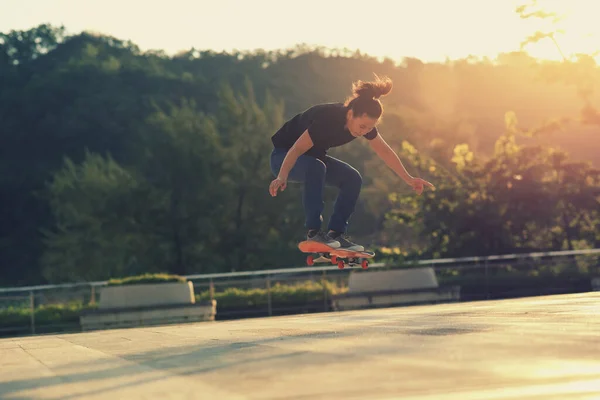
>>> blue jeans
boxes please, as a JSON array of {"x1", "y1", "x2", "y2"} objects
[{"x1": 270, "y1": 148, "x2": 363, "y2": 233}]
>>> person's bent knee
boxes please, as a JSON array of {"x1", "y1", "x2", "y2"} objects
[
  {"x1": 348, "y1": 167, "x2": 363, "y2": 188},
  {"x1": 305, "y1": 157, "x2": 327, "y2": 180}
]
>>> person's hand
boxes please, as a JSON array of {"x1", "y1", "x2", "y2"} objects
[
  {"x1": 408, "y1": 177, "x2": 434, "y2": 195},
  {"x1": 269, "y1": 176, "x2": 287, "y2": 197}
]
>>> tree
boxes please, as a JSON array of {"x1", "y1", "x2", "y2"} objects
[
  {"x1": 385, "y1": 116, "x2": 600, "y2": 258},
  {"x1": 213, "y1": 79, "x2": 304, "y2": 270},
  {"x1": 41, "y1": 100, "x2": 229, "y2": 281},
  {"x1": 41, "y1": 152, "x2": 143, "y2": 282}
]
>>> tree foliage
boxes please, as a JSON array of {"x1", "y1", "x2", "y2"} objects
[{"x1": 1, "y1": 24, "x2": 599, "y2": 285}]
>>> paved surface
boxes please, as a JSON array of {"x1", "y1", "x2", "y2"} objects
[{"x1": 1, "y1": 292, "x2": 599, "y2": 400}]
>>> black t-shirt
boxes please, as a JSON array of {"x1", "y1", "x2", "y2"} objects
[{"x1": 271, "y1": 102, "x2": 378, "y2": 160}]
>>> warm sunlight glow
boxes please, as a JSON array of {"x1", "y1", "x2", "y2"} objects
[
  {"x1": 1, "y1": 0, "x2": 599, "y2": 63},
  {"x1": 517, "y1": 0, "x2": 600, "y2": 62}
]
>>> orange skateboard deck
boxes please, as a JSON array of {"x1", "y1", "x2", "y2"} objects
[
  {"x1": 298, "y1": 240, "x2": 338, "y2": 254},
  {"x1": 298, "y1": 240, "x2": 374, "y2": 269}
]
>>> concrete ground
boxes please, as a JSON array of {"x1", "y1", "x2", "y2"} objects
[{"x1": 1, "y1": 292, "x2": 599, "y2": 400}]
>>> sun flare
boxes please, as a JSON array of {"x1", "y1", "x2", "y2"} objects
[
  {"x1": 516, "y1": 0, "x2": 600, "y2": 62},
  {"x1": 1, "y1": 0, "x2": 599, "y2": 64}
]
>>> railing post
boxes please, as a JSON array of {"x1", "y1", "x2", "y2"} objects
[
  {"x1": 485, "y1": 259, "x2": 489, "y2": 300},
  {"x1": 90, "y1": 285, "x2": 96, "y2": 305},
  {"x1": 29, "y1": 291, "x2": 35, "y2": 335},
  {"x1": 209, "y1": 278, "x2": 215, "y2": 302},
  {"x1": 266, "y1": 275, "x2": 272, "y2": 316},
  {"x1": 322, "y1": 270, "x2": 328, "y2": 312}
]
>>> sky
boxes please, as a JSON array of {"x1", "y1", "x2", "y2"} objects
[{"x1": 2, "y1": 0, "x2": 599, "y2": 63}]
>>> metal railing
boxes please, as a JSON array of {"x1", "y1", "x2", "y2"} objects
[{"x1": 1, "y1": 247, "x2": 599, "y2": 336}]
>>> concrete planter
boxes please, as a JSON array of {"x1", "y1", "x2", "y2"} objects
[
  {"x1": 98, "y1": 281, "x2": 196, "y2": 310},
  {"x1": 80, "y1": 281, "x2": 216, "y2": 331},
  {"x1": 332, "y1": 267, "x2": 461, "y2": 311}
]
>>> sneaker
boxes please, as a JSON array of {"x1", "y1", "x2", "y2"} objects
[
  {"x1": 307, "y1": 229, "x2": 341, "y2": 248},
  {"x1": 326, "y1": 231, "x2": 364, "y2": 252}
]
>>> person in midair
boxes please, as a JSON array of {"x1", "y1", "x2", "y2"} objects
[{"x1": 269, "y1": 75, "x2": 434, "y2": 251}]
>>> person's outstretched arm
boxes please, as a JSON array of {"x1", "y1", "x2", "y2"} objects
[{"x1": 368, "y1": 133, "x2": 434, "y2": 195}]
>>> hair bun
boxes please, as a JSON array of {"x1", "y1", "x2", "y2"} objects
[{"x1": 352, "y1": 74, "x2": 393, "y2": 100}]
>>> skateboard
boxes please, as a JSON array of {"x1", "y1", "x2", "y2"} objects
[{"x1": 298, "y1": 240, "x2": 375, "y2": 269}]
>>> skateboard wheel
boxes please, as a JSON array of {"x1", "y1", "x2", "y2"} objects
[
  {"x1": 361, "y1": 259, "x2": 369, "y2": 269},
  {"x1": 306, "y1": 255, "x2": 314, "y2": 266},
  {"x1": 338, "y1": 260, "x2": 345, "y2": 269},
  {"x1": 331, "y1": 255, "x2": 337, "y2": 264}
]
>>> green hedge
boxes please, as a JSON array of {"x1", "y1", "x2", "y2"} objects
[
  {"x1": 107, "y1": 273, "x2": 187, "y2": 286},
  {"x1": 196, "y1": 280, "x2": 343, "y2": 308},
  {"x1": 0, "y1": 302, "x2": 96, "y2": 331}
]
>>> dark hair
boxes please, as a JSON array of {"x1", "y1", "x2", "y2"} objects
[{"x1": 344, "y1": 74, "x2": 393, "y2": 119}]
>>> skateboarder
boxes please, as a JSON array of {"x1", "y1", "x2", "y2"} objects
[{"x1": 269, "y1": 75, "x2": 434, "y2": 252}]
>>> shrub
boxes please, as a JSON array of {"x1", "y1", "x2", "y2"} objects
[
  {"x1": 196, "y1": 280, "x2": 345, "y2": 308},
  {"x1": 107, "y1": 273, "x2": 187, "y2": 286},
  {"x1": 0, "y1": 302, "x2": 96, "y2": 330}
]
